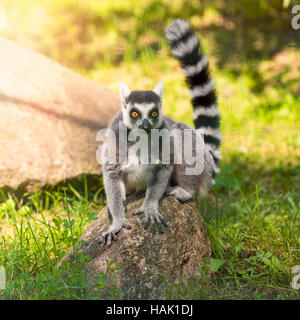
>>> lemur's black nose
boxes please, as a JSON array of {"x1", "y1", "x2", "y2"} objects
[{"x1": 140, "y1": 119, "x2": 151, "y2": 130}]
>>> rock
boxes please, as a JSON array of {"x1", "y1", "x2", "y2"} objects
[
  {"x1": 0, "y1": 36, "x2": 120, "y2": 194},
  {"x1": 60, "y1": 195, "x2": 211, "y2": 299}
]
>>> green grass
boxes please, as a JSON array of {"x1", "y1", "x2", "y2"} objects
[{"x1": 0, "y1": 0, "x2": 299, "y2": 299}]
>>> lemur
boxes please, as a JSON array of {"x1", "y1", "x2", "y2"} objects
[{"x1": 99, "y1": 19, "x2": 221, "y2": 247}]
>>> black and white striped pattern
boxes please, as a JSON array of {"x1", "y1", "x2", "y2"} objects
[{"x1": 165, "y1": 19, "x2": 221, "y2": 175}]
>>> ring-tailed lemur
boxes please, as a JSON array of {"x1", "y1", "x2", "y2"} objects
[{"x1": 99, "y1": 19, "x2": 221, "y2": 247}]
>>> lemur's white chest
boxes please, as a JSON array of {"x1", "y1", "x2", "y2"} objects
[{"x1": 120, "y1": 148, "x2": 154, "y2": 192}]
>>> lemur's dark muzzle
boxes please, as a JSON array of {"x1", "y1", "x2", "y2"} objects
[{"x1": 139, "y1": 119, "x2": 151, "y2": 131}]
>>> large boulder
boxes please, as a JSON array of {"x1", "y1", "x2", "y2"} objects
[
  {"x1": 0, "y1": 36, "x2": 120, "y2": 193},
  {"x1": 60, "y1": 195, "x2": 212, "y2": 299}
]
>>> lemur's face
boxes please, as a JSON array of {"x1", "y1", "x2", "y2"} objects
[{"x1": 119, "y1": 82, "x2": 164, "y2": 132}]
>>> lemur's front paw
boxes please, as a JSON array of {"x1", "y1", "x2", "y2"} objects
[
  {"x1": 97, "y1": 219, "x2": 131, "y2": 247},
  {"x1": 134, "y1": 205, "x2": 168, "y2": 233}
]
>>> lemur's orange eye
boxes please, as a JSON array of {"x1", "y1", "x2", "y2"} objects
[
  {"x1": 152, "y1": 111, "x2": 158, "y2": 117},
  {"x1": 131, "y1": 111, "x2": 139, "y2": 118}
]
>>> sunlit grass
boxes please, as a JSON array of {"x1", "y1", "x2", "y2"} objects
[{"x1": 0, "y1": 0, "x2": 299, "y2": 299}]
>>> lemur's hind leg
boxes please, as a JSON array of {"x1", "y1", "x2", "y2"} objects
[
  {"x1": 166, "y1": 186, "x2": 193, "y2": 201},
  {"x1": 166, "y1": 165, "x2": 199, "y2": 202},
  {"x1": 197, "y1": 148, "x2": 216, "y2": 197}
]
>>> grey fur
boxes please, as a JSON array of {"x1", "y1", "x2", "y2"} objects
[
  {"x1": 165, "y1": 19, "x2": 221, "y2": 174},
  {"x1": 99, "y1": 20, "x2": 221, "y2": 246},
  {"x1": 99, "y1": 90, "x2": 216, "y2": 246}
]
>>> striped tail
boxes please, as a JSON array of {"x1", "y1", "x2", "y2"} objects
[{"x1": 165, "y1": 19, "x2": 221, "y2": 175}]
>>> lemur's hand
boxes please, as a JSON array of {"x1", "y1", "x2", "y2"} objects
[
  {"x1": 98, "y1": 218, "x2": 131, "y2": 247},
  {"x1": 134, "y1": 204, "x2": 168, "y2": 233}
]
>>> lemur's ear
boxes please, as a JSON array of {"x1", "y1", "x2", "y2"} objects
[
  {"x1": 153, "y1": 82, "x2": 164, "y2": 100},
  {"x1": 119, "y1": 82, "x2": 131, "y2": 106}
]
